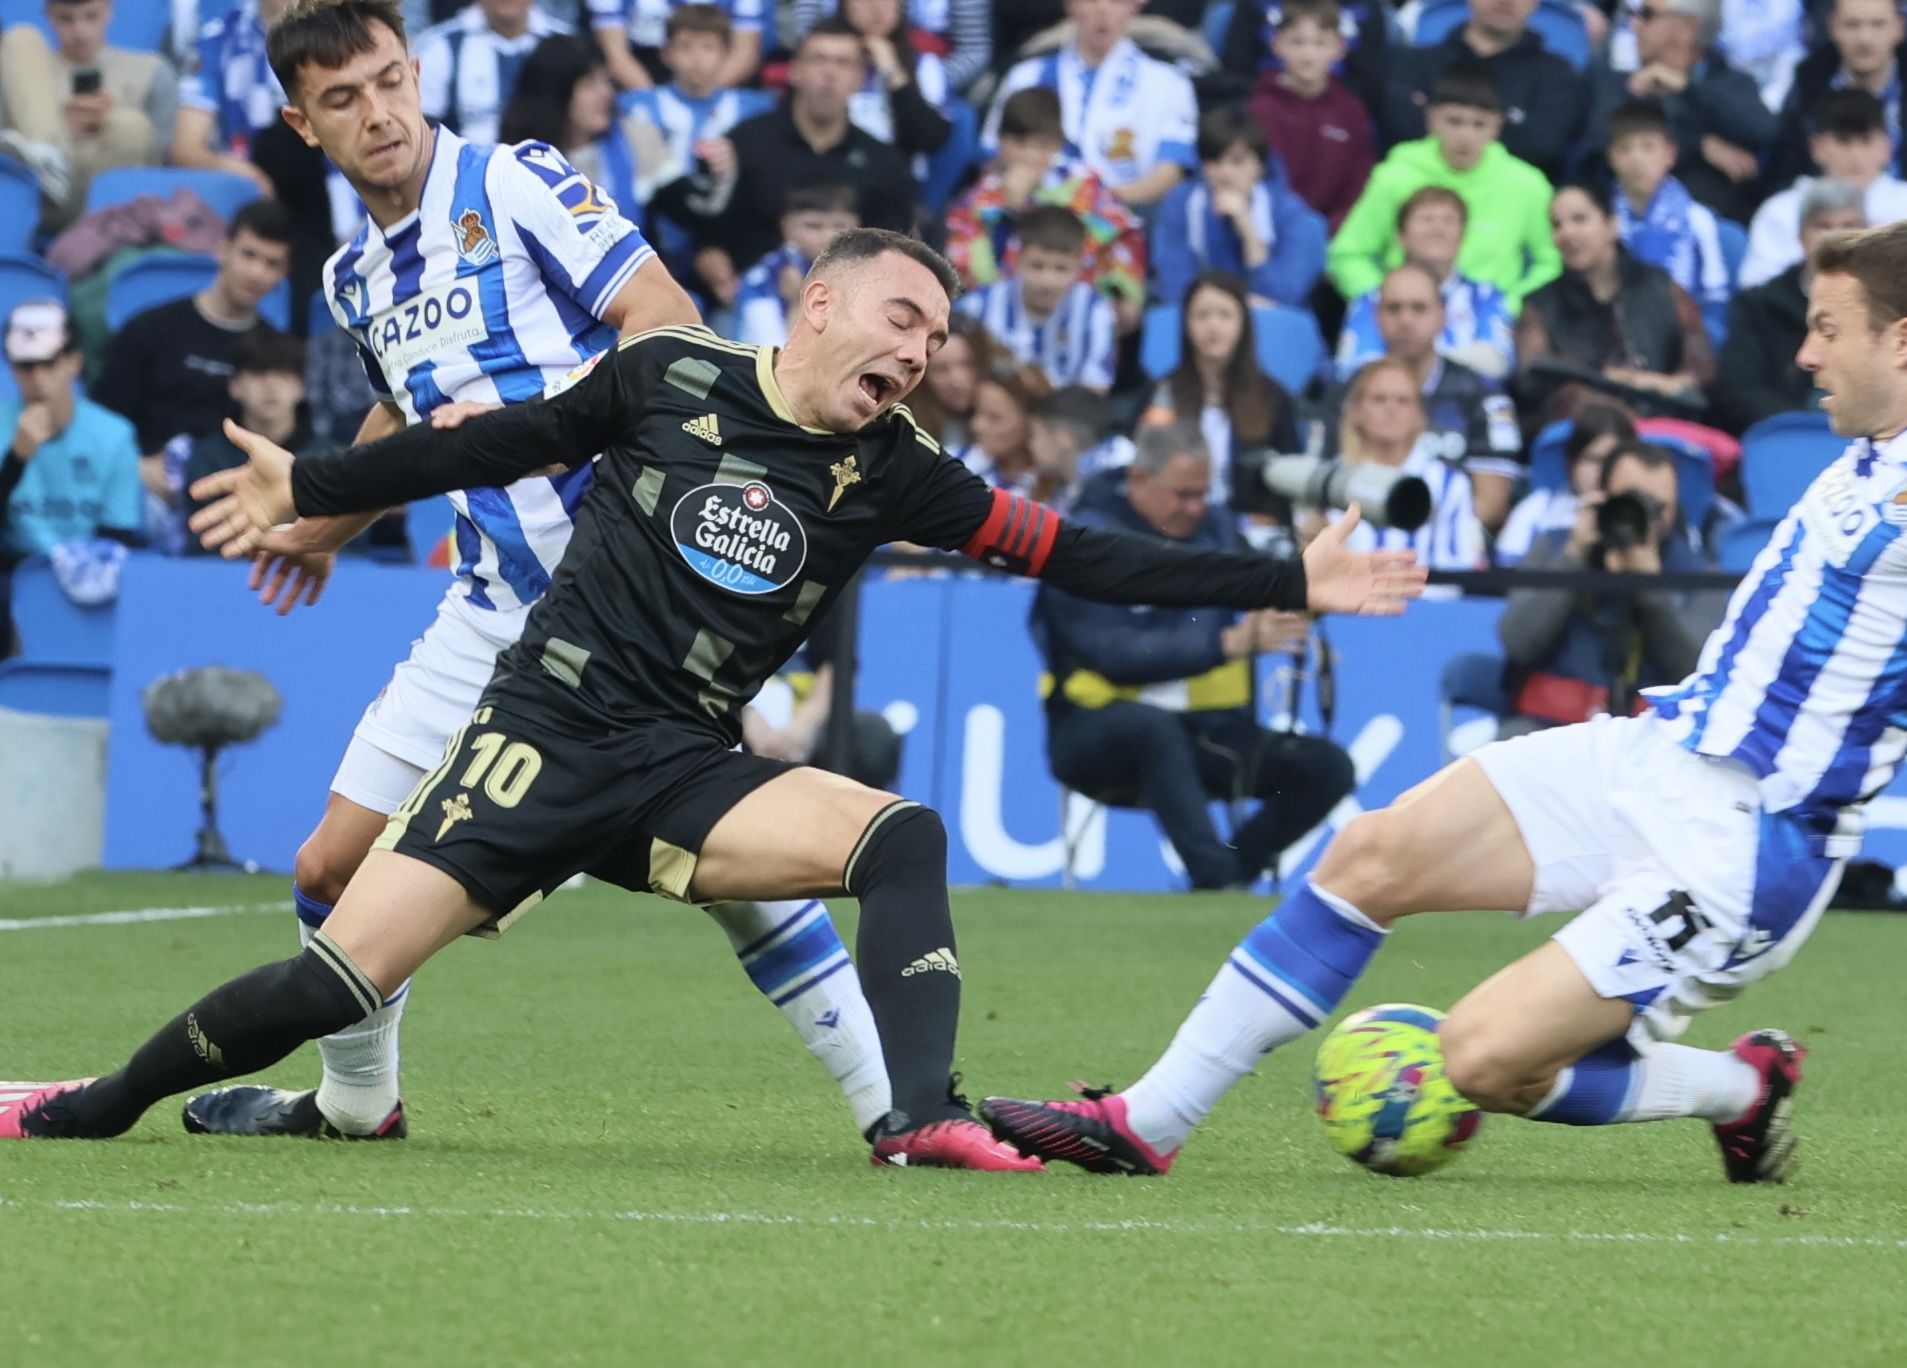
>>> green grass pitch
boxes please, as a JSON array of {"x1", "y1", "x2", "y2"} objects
[{"x1": 3, "y1": 872, "x2": 1906, "y2": 1367}]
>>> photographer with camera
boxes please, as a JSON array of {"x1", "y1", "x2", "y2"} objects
[
  {"x1": 1031, "y1": 422, "x2": 1356, "y2": 891},
  {"x1": 1496, "y1": 438, "x2": 1725, "y2": 739}
]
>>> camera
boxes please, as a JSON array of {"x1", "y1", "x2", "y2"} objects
[
  {"x1": 1235, "y1": 452, "x2": 1432, "y2": 531},
  {"x1": 1595, "y1": 489, "x2": 1661, "y2": 553}
]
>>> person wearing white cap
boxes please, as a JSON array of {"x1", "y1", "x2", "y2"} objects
[{"x1": 0, "y1": 299, "x2": 143, "y2": 562}]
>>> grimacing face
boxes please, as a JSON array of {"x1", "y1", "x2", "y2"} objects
[
  {"x1": 281, "y1": 19, "x2": 432, "y2": 195},
  {"x1": 806, "y1": 251, "x2": 952, "y2": 432}
]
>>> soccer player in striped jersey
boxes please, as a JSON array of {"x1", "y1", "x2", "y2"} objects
[
  {"x1": 180, "y1": 0, "x2": 893, "y2": 1145},
  {"x1": 983, "y1": 221, "x2": 1907, "y2": 1185}
]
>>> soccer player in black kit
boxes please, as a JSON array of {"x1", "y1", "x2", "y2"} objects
[{"x1": 1, "y1": 230, "x2": 1426, "y2": 1170}]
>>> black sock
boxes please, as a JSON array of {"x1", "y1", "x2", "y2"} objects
[
  {"x1": 36, "y1": 935, "x2": 381, "y2": 1139},
  {"x1": 844, "y1": 801, "x2": 964, "y2": 1124}
]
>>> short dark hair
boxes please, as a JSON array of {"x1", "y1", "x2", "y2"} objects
[
  {"x1": 784, "y1": 181, "x2": 860, "y2": 217},
  {"x1": 666, "y1": 2, "x2": 732, "y2": 43},
  {"x1": 267, "y1": 0, "x2": 407, "y2": 101},
  {"x1": 799, "y1": 15, "x2": 862, "y2": 50},
  {"x1": 999, "y1": 86, "x2": 1064, "y2": 142},
  {"x1": 1397, "y1": 185, "x2": 1466, "y2": 232},
  {"x1": 1427, "y1": 62, "x2": 1500, "y2": 114},
  {"x1": 1566, "y1": 402, "x2": 1637, "y2": 465},
  {"x1": 1812, "y1": 220, "x2": 1907, "y2": 331},
  {"x1": 1600, "y1": 437, "x2": 1677, "y2": 491},
  {"x1": 810, "y1": 227, "x2": 960, "y2": 301},
  {"x1": 1553, "y1": 177, "x2": 1615, "y2": 218},
  {"x1": 1196, "y1": 105, "x2": 1268, "y2": 167},
  {"x1": 1606, "y1": 97, "x2": 1672, "y2": 148},
  {"x1": 1031, "y1": 386, "x2": 1111, "y2": 448},
  {"x1": 1015, "y1": 204, "x2": 1088, "y2": 257},
  {"x1": 1276, "y1": 0, "x2": 1343, "y2": 32},
  {"x1": 1813, "y1": 87, "x2": 1888, "y2": 140},
  {"x1": 230, "y1": 198, "x2": 293, "y2": 245},
  {"x1": 235, "y1": 330, "x2": 308, "y2": 377}
]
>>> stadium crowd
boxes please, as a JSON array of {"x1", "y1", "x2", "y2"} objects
[{"x1": 0, "y1": 0, "x2": 1872, "y2": 882}]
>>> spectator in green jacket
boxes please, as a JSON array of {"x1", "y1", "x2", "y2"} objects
[{"x1": 1327, "y1": 63, "x2": 1559, "y2": 309}]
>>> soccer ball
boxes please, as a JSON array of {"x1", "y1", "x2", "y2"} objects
[{"x1": 1313, "y1": 1003, "x2": 1481, "y2": 1177}]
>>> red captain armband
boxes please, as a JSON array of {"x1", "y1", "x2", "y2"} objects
[{"x1": 958, "y1": 489, "x2": 1061, "y2": 576}]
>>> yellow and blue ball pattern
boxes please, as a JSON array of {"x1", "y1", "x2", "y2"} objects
[{"x1": 1313, "y1": 1003, "x2": 1482, "y2": 1177}]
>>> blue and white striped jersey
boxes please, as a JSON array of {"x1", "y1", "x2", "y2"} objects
[
  {"x1": 416, "y1": 5, "x2": 572, "y2": 147},
  {"x1": 956, "y1": 279, "x2": 1115, "y2": 391},
  {"x1": 586, "y1": 0, "x2": 764, "y2": 47},
  {"x1": 617, "y1": 84, "x2": 773, "y2": 177},
  {"x1": 733, "y1": 244, "x2": 808, "y2": 347},
  {"x1": 985, "y1": 37, "x2": 1197, "y2": 190},
  {"x1": 326, "y1": 127, "x2": 654, "y2": 617},
  {"x1": 1648, "y1": 433, "x2": 1907, "y2": 828},
  {"x1": 180, "y1": 0, "x2": 281, "y2": 152},
  {"x1": 1341, "y1": 437, "x2": 1485, "y2": 572}
]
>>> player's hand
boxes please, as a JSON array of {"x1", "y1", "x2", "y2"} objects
[
  {"x1": 1300, "y1": 505, "x2": 1428, "y2": 616},
  {"x1": 186, "y1": 419, "x2": 298, "y2": 553},
  {"x1": 431, "y1": 399, "x2": 500, "y2": 429},
  {"x1": 249, "y1": 548, "x2": 334, "y2": 616}
]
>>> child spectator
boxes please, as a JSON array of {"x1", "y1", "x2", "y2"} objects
[
  {"x1": 169, "y1": 0, "x2": 288, "y2": 196},
  {"x1": 416, "y1": 0, "x2": 572, "y2": 145},
  {"x1": 734, "y1": 182, "x2": 861, "y2": 346},
  {"x1": 618, "y1": 5, "x2": 771, "y2": 174},
  {"x1": 986, "y1": 0, "x2": 1197, "y2": 207},
  {"x1": 177, "y1": 332, "x2": 316, "y2": 555},
  {"x1": 956, "y1": 206, "x2": 1117, "y2": 392},
  {"x1": 1606, "y1": 98, "x2": 1731, "y2": 316},
  {"x1": 1336, "y1": 186, "x2": 1514, "y2": 380},
  {"x1": 1140, "y1": 271, "x2": 1300, "y2": 509},
  {"x1": 589, "y1": 0, "x2": 763, "y2": 92},
  {"x1": 1, "y1": 301, "x2": 142, "y2": 561},
  {"x1": 1152, "y1": 107, "x2": 1328, "y2": 313},
  {"x1": 1741, "y1": 89, "x2": 1907, "y2": 288},
  {"x1": 1244, "y1": 0, "x2": 1375, "y2": 233},
  {"x1": 944, "y1": 87, "x2": 1145, "y2": 326},
  {"x1": 1328, "y1": 64, "x2": 1558, "y2": 309},
  {"x1": 1768, "y1": 0, "x2": 1906, "y2": 188}
]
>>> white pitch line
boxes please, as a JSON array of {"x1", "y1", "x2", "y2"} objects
[
  {"x1": 0, "y1": 901, "x2": 291, "y2": 932},
  {"x1": 3, "y1": 1194, "x2": 1903, "y2": 1251}
]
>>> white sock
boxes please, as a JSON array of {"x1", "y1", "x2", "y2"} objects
[
  {"x1": 1624, "y1": 1042, "x2": 1762, "y2": 1123},
  {"x1": 300, "y1": 917, "x2": 407, "y2": 1134},
  {"x1": 1122, "y1": 883, "x2": 1389, "y2": 1156},
  {"x1": 705, "y1": 899, "x2": 893, "y2": 1134}
]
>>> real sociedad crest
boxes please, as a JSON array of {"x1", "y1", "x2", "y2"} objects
[{"x1": 453, "y1": 208, "x2": 499, "y2": 265}]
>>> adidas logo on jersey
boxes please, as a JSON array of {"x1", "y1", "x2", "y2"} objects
[
  {"x1": 902, "y1": 947, "x2": 961, "y2": 979},
  {"x1": 682, "y1": 413, "x2": 722, "y2": 445}
]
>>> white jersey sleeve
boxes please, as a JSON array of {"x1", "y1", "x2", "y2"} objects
[{"x1": 498, "y1": 140, "x2": 655, "y2": 318}]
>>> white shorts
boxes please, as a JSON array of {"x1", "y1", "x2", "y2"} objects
[
  {"x1": 1470, "y1": 714, "x2": 1844, "y2": 1041},
  {"x1": 330, "y1": 592, "x2": 527, "y2": 817}
]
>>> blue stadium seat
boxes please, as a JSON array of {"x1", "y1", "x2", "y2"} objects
[
  {"x1": 920, "y1": 98, "x2": 980, "y2": 217},
  {"x1": 1739, "y1": 409, "x2": 1843, "y2": 517},
  {"x1": 0, "y1": 253, "x2": 67, "y2": 405},
  {"x1": 0, "y1": 157, "x2": 38, "y2": 254},
  {"x1": 1437, "y1": 649, "x2": 1507, "y2": 762},
  {"x1": 0, "y1": 0, "x2": 169, "y2": 50},
  {"x1": 308, "y1": 286, "x2": 336, "y2": 338},
  {"x1": 105, "y1": 252, "x2": 290, "y2": 331},
  {"x1": 1706, "y1": 217, "x2": 1747, "y2": 347},
  {"x1": 1526, "y1": 418, "x2": 1573, "y2": 492},
  {"x1": 406, "y1": 495, "x2": 458, "y2": 566},
  {"x1": 1413, "y1": 0, "x2": 1589, "y2": 68},
  {"x1": 1141, "y1": 303, "x2": 1324, "y2": 395},
  {"x1": 1202, "y1": 0, "x2": 1236, "y2": 53},
  {"x1": 1716, "y1": 516, "x2": 1781, "y2": 572},
  {"x1": 0, "y1": 555, "x2": 115, "y2": 717},
  {"x1": 84, "y1": 167, "x2": 262, "y2": 222}
]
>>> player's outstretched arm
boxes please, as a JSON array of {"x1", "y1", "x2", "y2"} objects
[{"x1": 934, "y1": 485, "x2": 1426, "y2": 616}]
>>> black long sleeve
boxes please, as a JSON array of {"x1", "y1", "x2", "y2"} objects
[
  {"x1": 291, "y1": 344, "x2": 631, "y2": 517},
  {"x1": 1037, "y1": 519, "x2": 1306, "y2": 611}
]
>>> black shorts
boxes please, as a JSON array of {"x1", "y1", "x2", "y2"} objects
[{"x1": 374, "y1": 690, "x2": 792, "y2": 935}]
